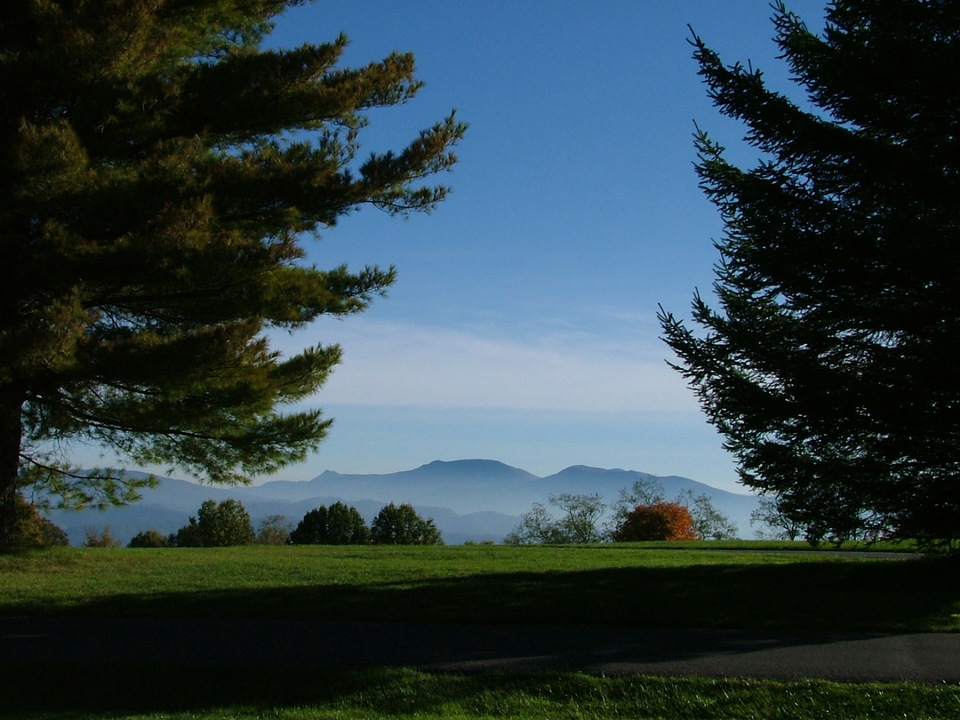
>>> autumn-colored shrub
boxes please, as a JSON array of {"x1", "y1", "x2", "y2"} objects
[{"x1": 613, "y1": 501, "x2": 699, "y2": 541}]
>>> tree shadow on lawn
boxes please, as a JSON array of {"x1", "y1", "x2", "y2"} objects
[
  {"x1": 0, "y1": 661, "x2": 838, "y2": 717},
  {"x1": 3, "y1": 559, "x2": 958, "y2": 714},
  {"x1": 17, "y1": 555, "x2": 957, "y2": 631},
  {"x1": 0, "y1": 663, "x2": 517, "y2": 716}
]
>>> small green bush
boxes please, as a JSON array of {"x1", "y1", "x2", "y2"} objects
[
  {"x1": 83, "y1": 526, "x2": 122, "y2": 548},
  {"x1": 255, "y1": 515, "x2": 293, "y2": 545},
  {"x1": 128, "y1": 529, "x2": 171, "y2": 548}
]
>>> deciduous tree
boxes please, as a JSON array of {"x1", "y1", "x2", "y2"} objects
[
  {"x1": 0, "y1": 0, "x2": 465, "y2": 546},
  {"x1": 505, "y1": 493, "x2": 606, "y2": 545},
  {"x1": 659, "y1": 0, "x2": 960, "y2": 547},
  {"x1": 609, "y1": 478, "x2": 737, "y2": 540},
  {"x1": 750, "y1": 497, "x2": 803, "y2": 541},
  {"x1": 255, "y1": 514, "x2": 293, "y2": 545},
  {"x1": 6, "y1": 493, "x2": 68, "y2": 548},
  {"x1": 613, "y1": 502, "x2": 698, "y2": 542},
  {"x1": 503, "y1": 502, "x2": 564, "y2": 545},
  {"x1": 679, "y1": 489, "x2": 738, "y2": 541},
  {"x1": 82, "y1": 526, "x2": 122, "y2": 548}
]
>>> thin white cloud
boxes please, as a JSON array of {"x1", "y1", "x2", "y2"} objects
[{"x1": 275, "y1": 319, "x2": 698, "y2": 412}]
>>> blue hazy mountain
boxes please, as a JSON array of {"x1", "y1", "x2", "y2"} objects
[
  {"x1": 47, "y1": 459, "x2": 760, "y2": 545},
  {"x1": 249, "y1": 460, "x2": 540, "y2": 513}
]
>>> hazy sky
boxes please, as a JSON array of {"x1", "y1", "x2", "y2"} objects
[{"x1": 253, "y1": 0, "x2": 834, "y2": 493}]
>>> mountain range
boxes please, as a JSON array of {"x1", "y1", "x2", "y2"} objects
[{"x1": 46, "y1": 459, "x2": 762, "y2": 545}]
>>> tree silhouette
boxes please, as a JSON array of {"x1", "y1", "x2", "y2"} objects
[{"x1": 660, "y1": 1, "x2": 960, "y2": 546}]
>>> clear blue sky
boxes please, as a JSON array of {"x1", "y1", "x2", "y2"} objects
[
  {"x1": 251, "y1": 0, "x2": 833, "y2": 493},
  {"x1": 61, "y1": 1, "x2": 831, "y2": 493}
]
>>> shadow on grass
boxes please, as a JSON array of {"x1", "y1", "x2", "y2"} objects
[
  {"x1": 0, "y1": 664, "x2": 492, "y2": 715},
  {"x1": 3, "y1": 559, "x2": 959, "y2": 714},
  {"x1": 5, "y1": 663, "x2": 960, "y2": 718},
  {"x1": 10, "y1": 555, "x2": 958, "y2": 631}
]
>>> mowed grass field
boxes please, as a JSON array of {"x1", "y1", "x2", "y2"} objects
[
  {"x1": 2, "y1": 542, "x2": 958, "y2": 631},
  {"x1": 3, "y1": 543, "x2": 960, "y2": 719}
]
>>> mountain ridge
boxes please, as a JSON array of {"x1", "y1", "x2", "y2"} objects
[{"x1": 47, "y1": 460, "x2": 761, "y2": 545}]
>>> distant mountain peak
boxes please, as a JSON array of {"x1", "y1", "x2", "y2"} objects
[
  {"x1": 59, "y1": 459, "x2": 758, "y2": 545},
  {"x1": 552, "y1": 465, "x2": 641, "y2": 478},
  {"x1": 420, "y1": 459, "x2": 520, "y2": 471},
  {"x1": 408, "y1": 459, "x2": 539, "y2": 480}
]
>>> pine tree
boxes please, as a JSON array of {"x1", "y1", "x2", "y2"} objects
[
  {"x1": 0, "y1": 0, "x2": 465, "y2": 546},
  {"x1": 659, "y1": 1, "x2": 960, "y2": 547}
]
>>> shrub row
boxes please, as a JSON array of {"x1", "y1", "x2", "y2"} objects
[{"x1": 128, "y1": 499, "x2": 442, "y2": 548}]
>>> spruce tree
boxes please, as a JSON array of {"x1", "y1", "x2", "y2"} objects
[
  {"x1": 659, "y1": 1, "x2": 960, "y2": 546},
  {"x1": 0, "y1": 0, "x2": 465, "y2": 545}
]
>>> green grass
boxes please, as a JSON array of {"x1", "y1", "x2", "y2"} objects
[
  {"x1": 2, "y1": 543, "x2": 957, "y2": 631},
  {"x1": 619, "y1": 539, "x2": 920, "y2": 552},
  {"x1": 4, "y1": 544, "x2": 959, "y2": 719},
  {"x1": 3, "y1": 665, "x2": 959, "y2": 719}
]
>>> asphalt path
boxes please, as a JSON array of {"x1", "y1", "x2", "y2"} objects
[{"x1": 3, "y1": 616, "x2": 959, "y2": 683}]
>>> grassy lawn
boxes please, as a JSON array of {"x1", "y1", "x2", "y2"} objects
[
  {"x1": 4, "y1": 665, "x2": 960, "y2": 720},
  {"x1": 3, "y1": 543, "x2": 959, "y2": 719},
  {"x1": 2, "y1": 543, "x2": 958, "y2": 631}
]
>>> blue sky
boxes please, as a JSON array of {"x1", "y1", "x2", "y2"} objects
[{"x1": 253, "y1": 0, "x2": 834, "y2": 493}]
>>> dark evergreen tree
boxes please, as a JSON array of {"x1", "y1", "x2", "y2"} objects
[
  {"x1": 289, "y1": 501, "x2": 369, "y2": 544},
  {"x1": 0, "y1": 1, "x2": 465, "y2": 546},
  {"x1": 659, "y1": 1, "x2": 960, "y2": 546},
  {"x1": 173, "y1": 498, "x2": 254, "y2": 547},
  {"x1": 370, "y1": 502, "x2": 441, "y2": 545}
]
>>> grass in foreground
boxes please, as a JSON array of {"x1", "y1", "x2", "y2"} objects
[
  {"x1": 2, "y1": 543, "x2": 958, "y2": 632},
  {"x1": 3, "y1": 546, "x2": 958, "y2": 720},
  {"x1": 2, "y1": 665, "x2": 959, "y2": 719}
]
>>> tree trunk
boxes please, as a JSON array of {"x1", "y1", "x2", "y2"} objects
[{"x1": 0, "y1": 394, "x2": 23, "y2": 548}]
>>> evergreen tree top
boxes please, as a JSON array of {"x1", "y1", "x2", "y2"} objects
[{"x1": 0, "y1": 0, "x2": 465, "y2": 546}]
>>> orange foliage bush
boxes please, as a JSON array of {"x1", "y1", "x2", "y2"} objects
[{"x1": 613, "y1": 501, "x2": 699, "y2": 541}]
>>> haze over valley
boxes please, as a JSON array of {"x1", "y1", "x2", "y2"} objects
[{"x1": 48, "y1": 460, "x2": 761, "y2": 545}]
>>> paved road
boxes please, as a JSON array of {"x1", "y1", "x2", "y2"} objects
[{"x1": 3, "y1": 616, "x2": 959, "y2": 683}]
